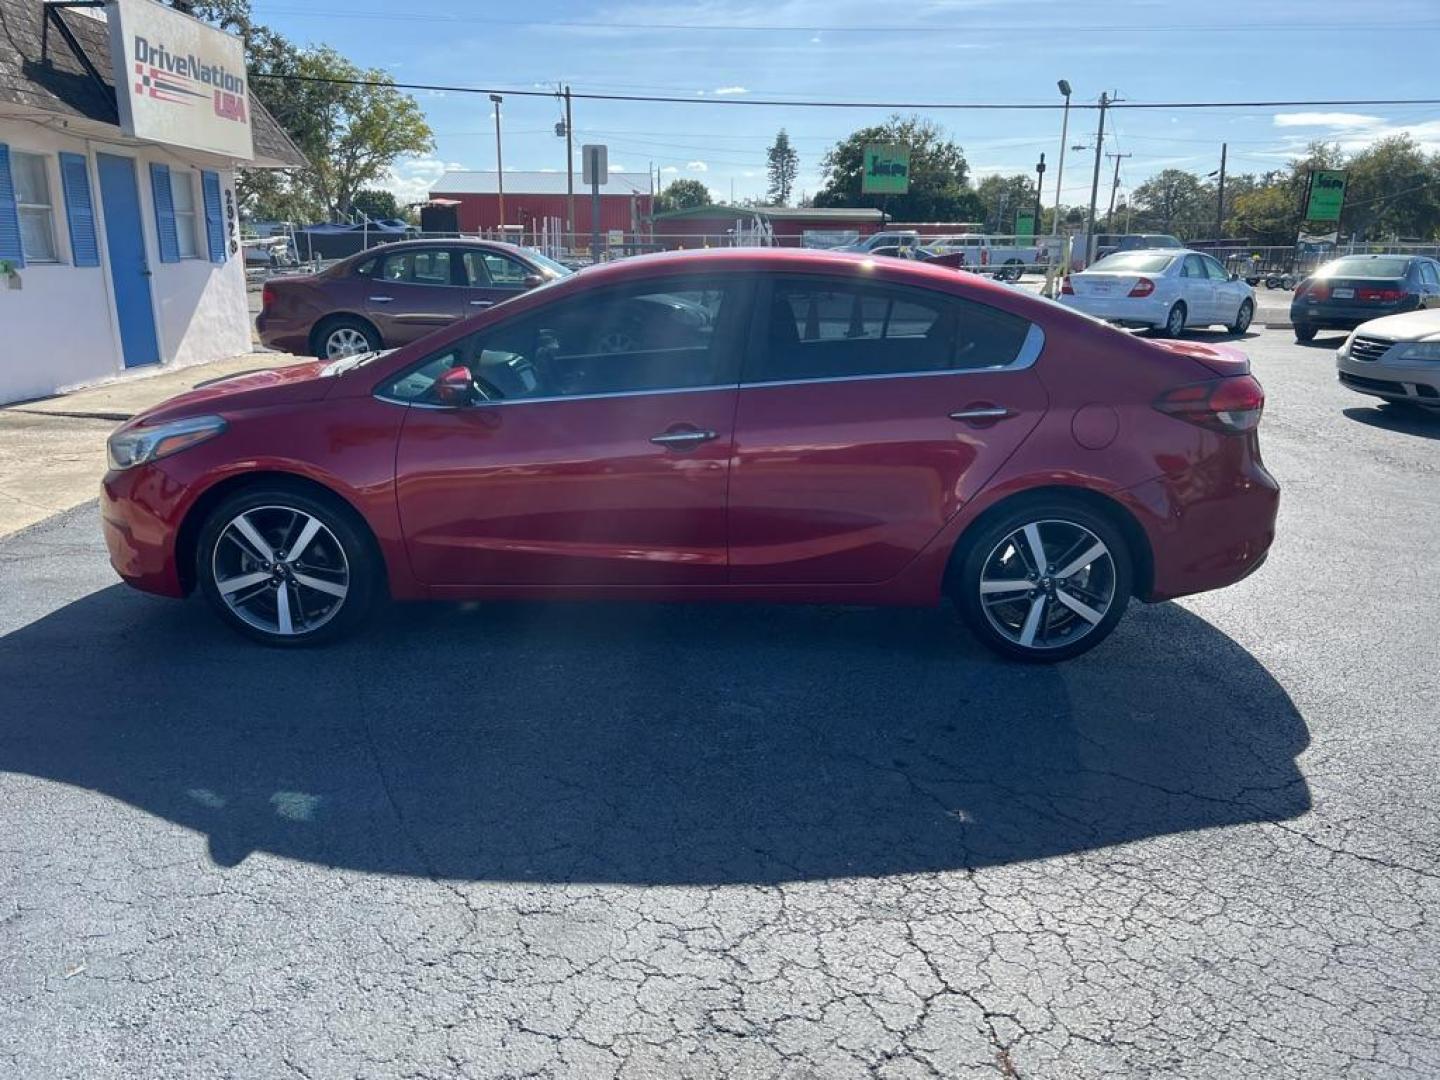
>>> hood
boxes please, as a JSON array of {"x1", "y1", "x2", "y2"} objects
[
  {"x1": 1146, "y1": 339, "x2": 1250, "y2": 377},
  {"x1": 135, "y1": 360, "x2": 334, "y2": 424},
  {"x1": 1353, "y1": 308, "x2": 1440, "y2": 341}
]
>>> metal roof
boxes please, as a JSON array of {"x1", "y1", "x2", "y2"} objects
[
  {"x1": 430, "y1": 171, "x2": 654, "y2": 197},
  {"x1": 653, "y1": 204, "x2": 885, "y2": 222},
  {"x1": 0, "y1": 0, "x2": 306, "y2": 168}
]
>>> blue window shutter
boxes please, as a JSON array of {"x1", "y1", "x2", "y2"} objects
[
  {"x1": 0, "y1": 144, "x2": 25, "y2": 268},
  {"x1": 58, "y1": 153, "x2": 100, "y2": 268},
  {"x1": 201, "y1": 170, "x2": 226, "y2": 264},
  {"x1": 149, "y1": 162, "x2": 179, "y2": 263}
]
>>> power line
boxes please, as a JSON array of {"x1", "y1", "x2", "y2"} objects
[{"x1": 247, "y1": 74, "x2": 1440, "y2": 115}]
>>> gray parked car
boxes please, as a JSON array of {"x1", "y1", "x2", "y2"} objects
[{"x1": 1336, "y1": 308, "x2": 1440, "y2": 410}]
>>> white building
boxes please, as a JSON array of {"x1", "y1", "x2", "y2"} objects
[{"x1": 0, "y1": 0, "x2": 305, "y2": 405}]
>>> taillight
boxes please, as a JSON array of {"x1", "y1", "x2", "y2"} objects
[
  {"x1": 1298, "y1": 279, "x2": 1329, "y2": 301},
  {"x1": 261, "y1": 284, "x2": 276, "y2": 312},
  {"x1": 1060, "y1": 276, "x2": 1075, "y2": 295},
  {"x1": 1128, "y1": 277, "x2": 1155, "y2": 298},
  {"x1": 1154, "y1": 376, "x2": 1265, "y2": 433},
  {"x1": 1358, "y1": 287, "x2": 1406, "y2": 302}
]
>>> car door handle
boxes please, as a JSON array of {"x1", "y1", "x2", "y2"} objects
[
  {"x1": 469, "y1": 300, "x2": 494, "y2": 307},
  {"x1": 368, "y1": 295, "x2": 394, "y2": 303},
  {"x1": 949, "y1": 406, "x2": 1013, "y2": 422},
  {"x1": 650, "y1": 428, "x2": 718, "y2": 448}
]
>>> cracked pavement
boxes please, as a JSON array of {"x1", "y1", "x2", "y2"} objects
[{"x1": 1, "y1": 327, "x2": 1438, "y2": 1078}]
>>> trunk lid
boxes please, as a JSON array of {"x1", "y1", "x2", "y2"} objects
[
  {"x1": 1070, "y1": 271, "x2": 1144, "y2": 298},
  {"x1": 1147, "y1": 339, "x2": 1251, "y2": 377}
]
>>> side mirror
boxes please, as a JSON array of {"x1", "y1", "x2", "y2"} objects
[
  {"x1": 431, "y1": 365, "x2": 474, "y2": 407},
  {"x1": 522, "y1": 273, "x2": 545, "y2": 289}
]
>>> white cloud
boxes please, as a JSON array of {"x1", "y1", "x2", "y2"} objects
[
  {"x1": 713, "y1": 86, "x2": 747, "y2": 96},
  {"x1": 1274, "y1": 112, "x2": 1383, "y2": 129},
  {"x1": 383, "y1": 156, "x2": 469, "y2": 204},
  {"x1": 660, "y1": 165, "x2": 679, "y2": 174},
  {"x1": 687, "y1": 160, "x2": 709, "y2": 172}
]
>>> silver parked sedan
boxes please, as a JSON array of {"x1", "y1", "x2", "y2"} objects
[
  {"x1": 1060, "y1": 249, "x2": 1256, "y2": 337},
  {"x1": 1336, "y1": 309, "x2": 1440, "y2": 410}
]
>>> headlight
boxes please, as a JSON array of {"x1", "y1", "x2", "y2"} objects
[
  {"x1": 1391, "y1": 341, "x2": 1440, "y2": 361},
  {"x1": 107, "y1": 415, "x2": 227, "y2": 471}
]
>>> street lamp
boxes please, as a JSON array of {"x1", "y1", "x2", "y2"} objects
[
  {"x1": 1052, "y1": 79, "x2": 1071, "y2": 238},
  {"x1": 489, "y1": 93, "x2": 505, "y2": 234}
]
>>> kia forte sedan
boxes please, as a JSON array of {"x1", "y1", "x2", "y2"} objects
[{"x1": 102, "y1": 249, "x2": 1278, "y2": 661}]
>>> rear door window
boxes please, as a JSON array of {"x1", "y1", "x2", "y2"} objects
[{"x1": 750, "y1": 277, "x2": 1032, "y2": 382}]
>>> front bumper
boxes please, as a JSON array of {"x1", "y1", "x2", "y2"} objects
[
  {"x1": 100, "y1": 464, "x2": 190, "y2": 597},
  {"x1": 1336, "y1": 344, "x2": 1440, "y2": 406},
  {"x1": 1123, "y1": 444, "x2": 1281, "y2": 602},
  {"x1": 1059, "y1": 293, "x2": 1168, "y2": 328}
]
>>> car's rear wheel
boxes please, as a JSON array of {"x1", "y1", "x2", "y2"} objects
[
  {"x1": 1229, "y1": 298, "x2": 1254, "y2": 334},
  {"x1": 196, "y1": 487, "x2": 378, "y2": 646},
  {"x1": 952, "y1": 500, "x2": 1133, "y2": 663},
  {"x1": 314, "y1": 316, "x2": 381, "y2": 360},
  {"x1": 1157, "y1": 302, "x2": 1187, "y2": 338},
  {"x1": 1294, "y1": 323, "x2": 1318, "y2": 343}
]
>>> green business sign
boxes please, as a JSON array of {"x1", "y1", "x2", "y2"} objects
[
  {"x1": 1015, "y1": 211, "x2": 1036, "y2": 239},
  {"x1": 1304, "y1": 169, "x2": 1348, "y2": 223},
  {"x1": 862, "y1": 143, "x2": 911, "y2": 195}
]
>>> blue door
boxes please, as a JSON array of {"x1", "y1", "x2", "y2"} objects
[{"x1": 96, "y1": 154, "x2": 160, "y2": 368}]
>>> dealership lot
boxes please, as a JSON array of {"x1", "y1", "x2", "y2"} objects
[{"x1": 2, "y1": 327, "x2": 1438, "y2": 1077}]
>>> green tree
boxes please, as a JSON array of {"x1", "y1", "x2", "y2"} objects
[
  {"x1": 654, "y1": 178, "x2": 713, "y2": 213},
  {"x1": 766, "y1": 129, "x2": 799, "y2": 206},
  {"x1": 814, "y1": 115, "x2": 983, "y2": 222},
  {"x1": 1342, "y1": 136, "x2": 1440, "y2": 239},
  {"x1": 351, "y1": 188, "x2": 402, "y2": 221},
  {"x1": 1130, "y1": 169, "x2": 1211, "y2": 237},
  {"x1": 975, "y1": 173, "x2": 1039, "y2": 232}
]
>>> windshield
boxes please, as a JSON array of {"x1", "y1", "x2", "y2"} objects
[
  {"x1": 521, "y1": 249, "x2": 575, "y2": 277},
  {"x1": 1088, "y1": 252, "x2": 1177, "y2": 273},
  {"x1": 1318, "y1": 257, "x2": 1410, "y2": 278}
]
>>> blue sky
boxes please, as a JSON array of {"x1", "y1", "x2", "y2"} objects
[{"x1": 248, "y1": 0, "x2": 1440, "y2": 207}]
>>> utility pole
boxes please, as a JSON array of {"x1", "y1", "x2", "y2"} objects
[
  {"x1": 1106, "y1": 152, "x2": 1132, "y2": 223},
  {"x1": 1034, "y1": 153, "x2": 1045, "y2": 233},
  {"x1": 564, "y1": 86, "x2": 575, "y2": 245},
  {"x1": 1083, "y1": 91, "x2": 1111, "y2": 267},
  {"x1": 1216, "y1": 142, "x2": 1227, "y2": 239}
]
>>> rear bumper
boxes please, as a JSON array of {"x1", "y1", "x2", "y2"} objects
[
  {"x1": 1123, "y1": 444, "x2": 1280, "y2": 602},
  {"x1": 1290, "y1": 298, "x2": 1417, "y2": 328},
  {"x1": 255, "y1": 311, "x2": 313, "y2": 356},
  {"x1": 100, "y1": 464, "x2": 188, "y2": 597},
  {"x1": 1060, "y1": 294, "x2": 1168, "y2": 328}
]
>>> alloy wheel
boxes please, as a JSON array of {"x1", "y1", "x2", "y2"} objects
[
  {"x1": 325, "y1": 327, "x2": 372, "y2": 359},
  {"x1": 977, "y1": 519, "x2": 1117, "y2": 652},
  {"x1": 211, "y1": 505, "x2": 350, "y2": 637}
]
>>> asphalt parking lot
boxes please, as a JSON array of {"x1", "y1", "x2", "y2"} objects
[{"x1": 2, "y1": 326, "x2": 1438, "y2": 1078}]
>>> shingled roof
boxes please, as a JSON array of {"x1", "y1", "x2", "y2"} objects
[{"x1": 0, "y1": 0, "x2": 306, "y2": 168}]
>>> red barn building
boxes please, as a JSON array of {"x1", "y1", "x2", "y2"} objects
[{"x1": 429, "y1": 170, "x2": 653, "y2": 237}]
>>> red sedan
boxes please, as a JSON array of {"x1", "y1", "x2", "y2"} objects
[{"x1": 102, "y1": 249, "x2": 1278, "y2": 661}]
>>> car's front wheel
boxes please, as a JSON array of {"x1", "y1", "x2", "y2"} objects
[
  {"x1": 952, "y1": 499, "x2": 1133, "y2": 662},
  {"x1": 196, "y1": 487, "x2": 379, "y2": 646},
  {"x1": 1229, "y1": 298, "x2": 1254, "y2": 334}
]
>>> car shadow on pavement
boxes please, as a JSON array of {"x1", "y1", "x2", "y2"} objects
[
  {"x1": 0, "y1": 586, "x2": 1311, "y2": 884},
  {"x1": 1343, "y1": 404, "x2": 1440, "y2": 439}
]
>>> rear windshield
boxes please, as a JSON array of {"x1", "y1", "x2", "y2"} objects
[
  {"x1": 1319, "y1": 257, "x2": 1410, "y2": 278},
  {"x1": 1089, "y1": 252, "x2": 1177, "y2": 273}
]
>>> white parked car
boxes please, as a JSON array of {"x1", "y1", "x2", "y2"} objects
[
  {"x1": 1336, "y1": 309, "x2": 1440, "y2": 411},
  {"x1": 1059, "y1": 249, "x2": 1255, "y2": 337}
]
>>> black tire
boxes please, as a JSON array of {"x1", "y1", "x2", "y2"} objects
[
  {"x1": 951, "y1": 497, "x2": 1133, "y2": 663},
  {"x1": 1001, "y1": 259, "x2": 1023, "y2": 282},
  {"x1": 1229, "y1": 298, "x2": 1254, "y2": 335},
  {"x1": 1156, "y1": 302, "x2": 1186, "y2": 339},
  {"x1": 1294, "y1": 323, "x2": 1318, "y2": 343},
  {"x1": 313, "y1": 315, "x2": 381, "y2": 360},
  {"x1": 195, "y1": 486, "x2": 379, "y2": 646}
]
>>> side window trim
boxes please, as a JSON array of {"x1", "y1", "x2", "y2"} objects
[{"x1": 740, "y1": 273, "x2": 1042, "y2": 387}]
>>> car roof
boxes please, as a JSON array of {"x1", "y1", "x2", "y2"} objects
[{"x1": 335, "y1": 237, "x2": 532, "y2": 267}]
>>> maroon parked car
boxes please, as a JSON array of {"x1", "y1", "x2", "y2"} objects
[
  {"x1": 257, "y1": 239, "x2": 573, "y2": 359},
  {"x1": 105, "y1": 248, "x2": 1278, "y2": 661}
]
